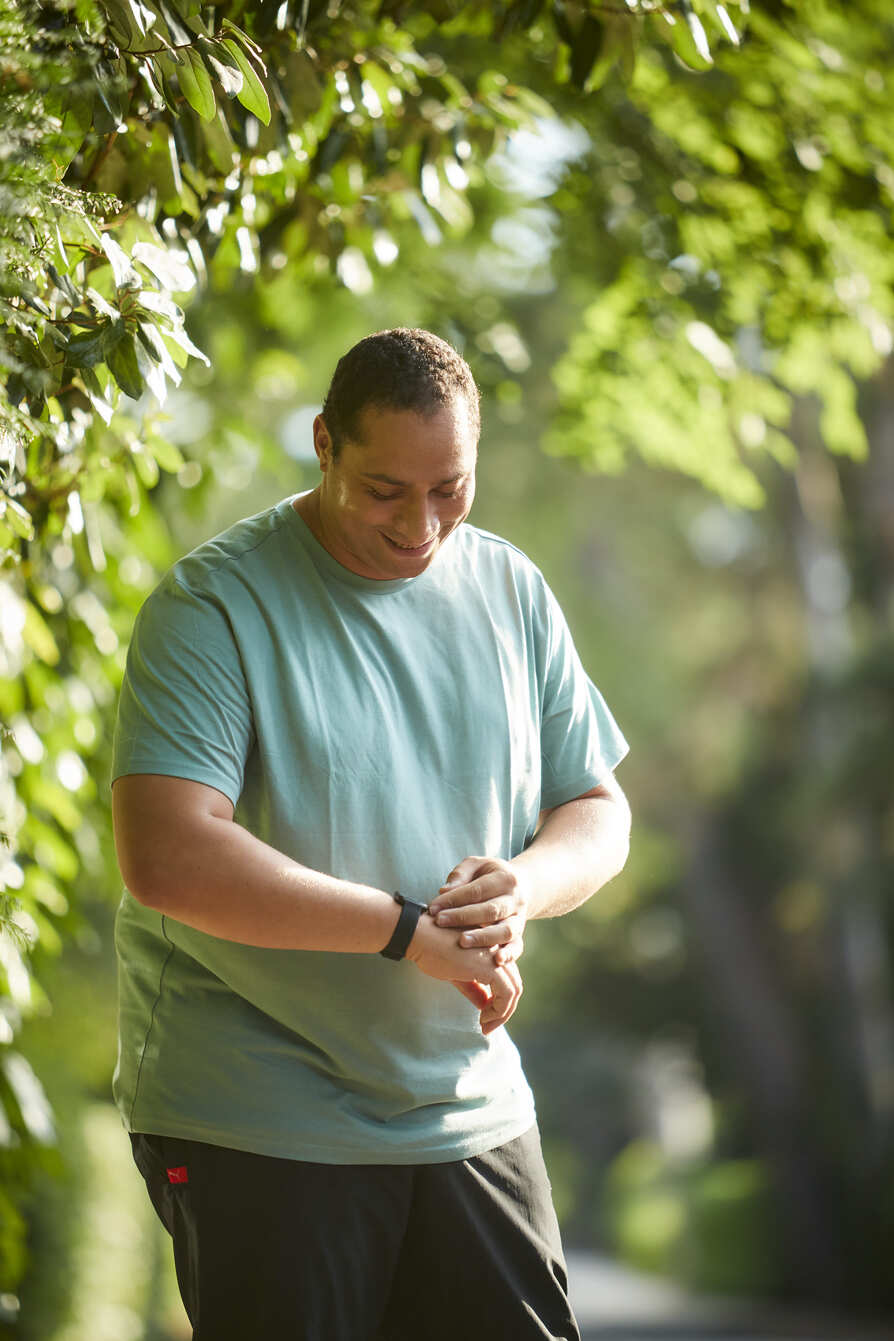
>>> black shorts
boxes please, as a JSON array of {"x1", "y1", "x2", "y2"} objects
[{"x1": 130, "y1": 1124, "x2": 580, "y2": 1340}]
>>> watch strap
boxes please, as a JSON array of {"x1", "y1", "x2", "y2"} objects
[{"x1": 380, "y1": 892, "x2": 427, "y2": 961}]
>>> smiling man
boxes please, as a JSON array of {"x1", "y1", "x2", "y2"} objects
[{"x1": 112, "y1": 328, "x2": 630, "y2": 1340}]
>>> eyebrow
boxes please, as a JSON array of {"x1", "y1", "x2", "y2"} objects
[{"x1": 360, "y1": 472, "x2": 465, "y2": 487}]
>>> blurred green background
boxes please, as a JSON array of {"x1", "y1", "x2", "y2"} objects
[{"x1": 3, "y1": 1, "x2": 894, "y2": 1335}]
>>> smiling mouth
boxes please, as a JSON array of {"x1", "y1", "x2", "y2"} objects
[{"x1": 382, "y1": 534, "x2": 437, "y2": 556}]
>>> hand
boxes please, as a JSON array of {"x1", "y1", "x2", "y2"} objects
[
  {"x1": 451, "y1": 961, "x2": 524, "y2": 1036},
  {"x1": 405, "y1": 915, "x2": 523, "y2": 1034},
  {"x1": 427, "y1": 856, "x2": 529, "y2": 968}
]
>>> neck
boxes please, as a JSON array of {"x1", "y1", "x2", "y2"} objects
[{"x1": 293, "y1": 488, "x2": 322, "y2": 538}]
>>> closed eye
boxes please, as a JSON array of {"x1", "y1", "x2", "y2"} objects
[{"x1": 367, "y1": 486, "x2": 462, "y2": 500}]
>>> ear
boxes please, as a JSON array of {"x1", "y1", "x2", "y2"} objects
[{"x1": 312, "y1": 415, "x2": 334, "y2": 471}]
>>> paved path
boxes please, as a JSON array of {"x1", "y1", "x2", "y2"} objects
[{"x1": 566, "y1": 1252, "x2": 894, "y2": 1341}]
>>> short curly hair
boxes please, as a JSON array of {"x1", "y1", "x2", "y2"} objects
[{"x1": 321, "y1": 328, "x2": 480, "y2": 454}]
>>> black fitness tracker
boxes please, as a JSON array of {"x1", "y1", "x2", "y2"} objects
[{"x1": 380, "y1": 891, "x2": 428, "y2": 961}]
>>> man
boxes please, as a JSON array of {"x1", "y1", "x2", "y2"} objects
[{"x1": 112, "y1": 328, "x2": 630, "y2": 1339}]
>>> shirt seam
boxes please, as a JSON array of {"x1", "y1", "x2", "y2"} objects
[
  {"x1": 128, "y1": 914, "x2": 177, "y2": 1130},
  {"x1": 168, "y1": 506, "x2": 292, "y2": 592}
]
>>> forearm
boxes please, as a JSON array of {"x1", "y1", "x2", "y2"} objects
[
  {"x1": 511, "y1": 784, "x2": 631, "y2": 920},
  {"x1": 113, "y1": 777, "x2": 398, "y2": 953}
]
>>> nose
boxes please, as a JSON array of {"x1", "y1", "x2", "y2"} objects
[{"x1": 393, "y1": 494, "x2": 436, "y2": 545}]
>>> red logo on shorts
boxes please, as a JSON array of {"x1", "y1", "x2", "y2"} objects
[{"x1": 167, "y1": 1166, "x2": 189, "y2": 1184}]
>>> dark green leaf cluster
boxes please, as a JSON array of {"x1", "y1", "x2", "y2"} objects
[{"x1": 547, "y1": 1, "x2": 894, "y2": 502}]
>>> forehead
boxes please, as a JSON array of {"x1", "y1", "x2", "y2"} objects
[{"x1": 343, "y1": 400, "x2": 478, "y2": 478}]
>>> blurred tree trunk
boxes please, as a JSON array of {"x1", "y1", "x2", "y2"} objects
[
  {"x1": 680, "y1": 372, "x2": 894, "y2": 1302},
  {"x1": 681, "y1": 815, "x2": 846, "y2": 1299}
]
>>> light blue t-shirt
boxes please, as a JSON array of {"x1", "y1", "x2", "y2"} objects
[{"x1": 112, "y1": 498, "x2": 628, "y2": 1163}]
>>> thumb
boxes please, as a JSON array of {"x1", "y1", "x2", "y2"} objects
[{"x1": 439, "y1": 855, "x2": 486, "y2": 891}]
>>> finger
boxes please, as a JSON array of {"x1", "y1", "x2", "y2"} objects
[
  {"x1": 429, "y1": 860, "x2": 500, "y2": 913},
  {"x1": 437, "y1": 890, "x2": 518, "y2": 928},
  {"x1": 451, "y1": 979, "x2": 491, "y2": 1009},
  {"x1": 458, "y1": 919, "x2": 516, "y2": 949},
  {"x1": 438, "y1": 856, "x2": 488, "y2": 892},
  {"x1": 478, "y1": 964, "x2": 522, "y2": 1035},
  {"x1": 492, "y1": 935, "x2": 524, "y2": 967}
]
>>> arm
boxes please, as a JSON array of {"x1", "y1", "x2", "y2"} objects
[
  {"x1": 113, "y1": 773, "x2": 521, "y2": 1032},
  {"x1": 426, "y1": 774, "x2": 631, "y2": 961},
  {"x1": 514, "y1": 773, "x2": 631, "y2": 918}
]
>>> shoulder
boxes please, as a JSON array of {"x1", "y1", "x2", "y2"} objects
[
  {"x1": 446, "y1": 524, "x2": 560, "y2": 648},
  {"x1": 453, "y1": 522, "x2": 546, "y2": 588},
  {"x1": 133, "y1": 501, "x2": 296, "y2": 639},
  {"x1": 170, "y1": 501, "x2": 292, "y2": 596}
]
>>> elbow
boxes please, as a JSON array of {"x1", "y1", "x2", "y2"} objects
[
  {"x1": 115, "y1": 836, "x2": 184, "y2": 913},
  {"x1": 118, "y1": 856, "x2": 175, "y2": 912}
]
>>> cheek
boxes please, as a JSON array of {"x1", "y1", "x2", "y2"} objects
[{"x1": 442, "y1": 492, "x2": 474, "y2": 528}]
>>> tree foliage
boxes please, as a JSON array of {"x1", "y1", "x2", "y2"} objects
[{"x1": 548, "y1": 0, "x2": 894, "y2": 506}]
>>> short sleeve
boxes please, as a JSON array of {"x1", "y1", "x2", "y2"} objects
[
  {"x1": 538, "y1": 582, "x2": 628, "y2": 810},
  {"x1": 112, "y1": 573, "x2": 254, "y2": 806}
]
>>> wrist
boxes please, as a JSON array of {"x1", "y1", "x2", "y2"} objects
[
  {"x1": 507, "y1": 858, "x2": 540, "y2": 919},
  {"x1": 380, "y1": 892, "x2": 428, "y2": 961},
  {"x1": 404, "y1": 909, "x2": 437, "y2": 964}
]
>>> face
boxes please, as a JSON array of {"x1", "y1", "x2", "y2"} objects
[{"x1": 311, "y1": 399, "x2": 478, "y2": 580}]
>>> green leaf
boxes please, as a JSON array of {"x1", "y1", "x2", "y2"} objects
[
  {"x1": 64, "y1": 325, "x2": 109, "y2": 368},
  {"x1": 588, "y1": 14, "x2": 635, "y2": 90},
  {"x1": 79, "y1": 365, "x2": 116, "y2": 425},
  {"x1": 141, "y1": 56, "x2": 178, "y2": 113},
  {"x1": 221, "y1": 17, "x2": 262, "y2": 57},
  {"x1": 0, "y1": 497, "x2": 34, "y2": 542},
  {"x1": 137, "y1": 290, "x2": 184, "y2": 324},
  {"x1": 146, "y1": 434, "x2": 185, "y2": 472},
  {"x1": 104, "y1": 0, "x2": 142, "y2": 46},
  {"x1": 653, "y1": 9, "x2": 713, "y2": 71},
  {"x1": 137, "y1": 321, "x2": 182, "y2": 385},
  {"x1": 100, "y1": 233, "x2": 141, "y2": 290},
  {"x1": 685, "y1": 9, "x2": 713, "y2": 65},
  {"x1": 178, "y1": 46, "x2": 217, "y2": 122},
  {"x1": 46, "y1": 264, "x2": 80, "y2": 305},
  {"x1": 198, "y1": 37, "x2": 244, "y2": 98},
  {"x1": 162, "y1": 323, "x2": 210, "y2": 366},
  {"x1": 221, "y1": 37, "x2": 271, "y2": 125},
  {"x1": 22, "y1": 602, "x2": 60, "y2": 666},
  {"x1": 569, "y1": 15, "x2": 604, "y2": 89},
  {"x1": 106, "y1": 332, "x2": 144, "y2": 399},
  {"x1": 713, "y1": 3, "x2": 740, "y2": 46},
  {"x1": 94, "y1": 57, "x2": 127, "y2": 124},
  {"x1": 157, "y1": 0, "x2": 193, "y2": 45},
  {"x1": 201, "y1": 107, "x2": 238, "y2": 175},
  {"x1": 2, "y1": 1052, "x2": 55, "y2": 1143},
  {"x1": 131, "y1": 242, "x2": 195, "y2": 291},
  {"x1": 131, "y1": 443, "x2": 160, "y2": 487}
]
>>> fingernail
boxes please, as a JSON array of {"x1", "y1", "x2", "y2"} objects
[
  {"x1": 460, "y1": 933, "x2": 474, "y2": 946},
  {"x1": 437, "y1": 912, "x2": 453, "y2": 925}
]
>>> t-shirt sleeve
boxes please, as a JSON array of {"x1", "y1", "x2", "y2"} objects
[
  {"x1": 538, "y1": 580, "x2": 629, "y2": 810},
  {"x1": 112, "y1": 573, "x2": 254, "y2": 807}
]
